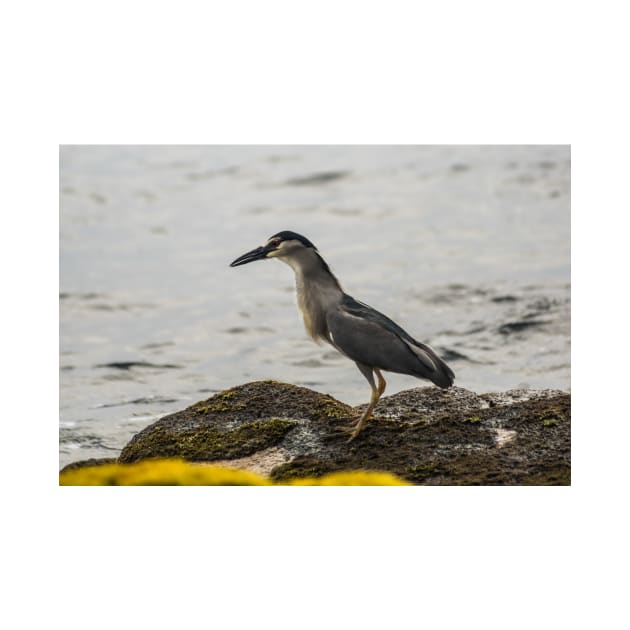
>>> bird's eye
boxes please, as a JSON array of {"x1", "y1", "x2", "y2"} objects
[{"x1": 271, "y1": 239, "x2": 281, "y2": 248}]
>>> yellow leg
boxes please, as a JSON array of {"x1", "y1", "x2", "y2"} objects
[
  {"x1": 375, "y1": 368, "x2": 387, "y2": 397},
  {"x1": 346, "y1": 369, "x2": 387, "y2": 442}
]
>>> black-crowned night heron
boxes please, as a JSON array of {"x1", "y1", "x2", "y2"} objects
[{"x1": 230, "y1": 230, "x2": 454, "y2": 441}]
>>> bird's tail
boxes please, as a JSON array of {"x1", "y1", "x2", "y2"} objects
[
  {"x1": 404, "y1": 339, "x2": 455, "y2": 388},
  {"x1": 428, "y1": 350, "x2": 455, "y2": 389}
]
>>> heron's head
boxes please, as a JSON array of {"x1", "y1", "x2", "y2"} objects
[{"x1": 229, "y1": 231, "x2": 317, "y2": 267}]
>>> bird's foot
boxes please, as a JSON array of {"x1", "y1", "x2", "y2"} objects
[{"x1": 335, "y1": 418, "x2": 367, "y2": 442}]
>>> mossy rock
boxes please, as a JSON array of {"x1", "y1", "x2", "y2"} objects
[
  {"x1": 84, "y1": 381, "x2": 570, "y2": 486},
  {"x1": 118, "y1": 380, "x2": 352, "y2": 464},
  {"x1": 120, "y1": 417, "x2": 297, "y2": 463}
]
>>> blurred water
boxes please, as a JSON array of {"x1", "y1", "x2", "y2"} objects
[{"x1": 59, "y1": 145, "x2": 570, "y2": 468}]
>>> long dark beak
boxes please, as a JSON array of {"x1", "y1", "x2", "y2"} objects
[{"x1": 229, "y1": 244, "x2": 273, "y2": 267}]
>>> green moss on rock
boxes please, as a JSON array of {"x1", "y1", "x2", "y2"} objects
[
  {"x1": 192, "y1": 388, "x2": 246, "y2": 413},
  {"x1": 315, "y1": 398, "x2": 352, "y2": 419},
  {"x1": 120, "y1": 417, "x2": 296, "y2": 463},
  {"x1": 466, "y1": 415, "x2": 482, "y2": 424},
  {"x1": 119, "y1": 380, "x2": 354, "y2": 465}
]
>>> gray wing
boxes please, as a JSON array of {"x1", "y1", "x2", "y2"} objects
[{"x1": 326, "y1": 295, "x2": 454, "y2": 388}]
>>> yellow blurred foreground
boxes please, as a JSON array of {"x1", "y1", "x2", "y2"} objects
[{"x1": 60, "y1": 458, "x2": 410, "y2": 486}]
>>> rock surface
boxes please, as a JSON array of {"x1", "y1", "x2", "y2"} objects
[{"x1": 113, "y1": 380, "x2": 570, "y2": 485}]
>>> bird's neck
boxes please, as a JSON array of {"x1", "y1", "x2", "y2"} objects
[{"x1": 281, "y1": 249, "x2": 343, "y2": 342}]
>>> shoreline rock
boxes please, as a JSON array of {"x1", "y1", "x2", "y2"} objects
[{"x1": 63, "y1": 380, "x2": 570, "y2": 485}]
